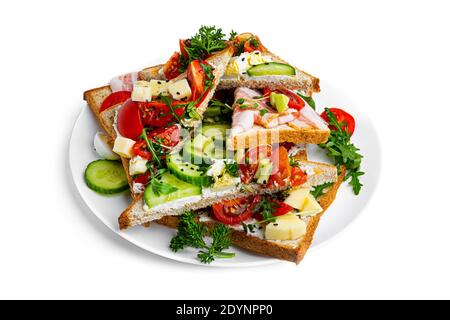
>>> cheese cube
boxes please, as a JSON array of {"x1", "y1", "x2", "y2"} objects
[
  {"x1": 113, "y1": 136, "x2": 135, "y2": 158},
  {"x1": 131, "y1": 81, "x2": 152, "y2": 102},
  {"x1": 168, "y1": 79, "x2": 192, "y2": 100},
  {"x1": 265, "y1": 214, "x2": 307, "y2": 241},
  {"x1": 283, "y1": 188, "x2": 310, "y2": 210},
  {"x1": 129, "y1": 157, "x2": 148, "y2": 175},
  {"x1": 149, "y1": 79, "x2": 169, "y2": 97},
  {"x1": 299, "y1": 194, "x2": 323, "y2": 217}
]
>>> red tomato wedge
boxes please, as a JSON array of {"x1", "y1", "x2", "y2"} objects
[
  {"x1": 320, "y1": 108, "x2": 355, "y2": 136},
  {"x1": 132, "y1": 140, "x2": 152, "y2": 160},
  {"x1": 271, "y1": 200, "x2": 293, "y2": 217},
  {"x1": 99, "y1": 91, "x2": 131, "y2": 113},
  {"x1": 132, "y1": 124, "x2": 180, "y2": 160},
  {"x1": 290, "y1": 167, "x2": 307, "y2": 187},
  {"x1": 133, "y1": 171, "x2": 150, "y2": 185},
  {"x1": 212, "y1": 196, "x2": 260, "y2": 225},
  {"x1": 187, "y1": 60, "x2": 206, "y2": 101},
  {"x1": 179, "y1": 39, "x2": 188, "y2": 58},
  {"x1": 267, "y1": 146, "x2": 291, "y2": 188},
  {"x1": 163, "y1": 52, "x2": 182, "y2": 80},
  {"x1": 276, "y1": 89, "x2": 305, "y2": 110},
  {"x1": 116, "y1": 99, "x2": 144, "y2": 140}
]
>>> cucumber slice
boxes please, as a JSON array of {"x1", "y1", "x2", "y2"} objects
[
  {"x1": 203, "y1": 106, "x2": 222, "y2": 117},
  {"x1": 247, "y1": 62, "x2": 296, "y2": 77},
  {"x1": 144, "y1": 172, "x2": 201, "y2": 208},
  {"x1": 167, "y1": 153, "x2": 212, "y2": 187},
  {"x1": 201, "y1": 123, "x2": 230, "y2": 141},
  {"x1": 85, "y1": 160, "x2": 129, "y2": 195}
]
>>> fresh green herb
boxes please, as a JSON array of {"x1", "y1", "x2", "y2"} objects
[
  {"x1": 289, "y1": 156, "x2": 300, "y2": 168},
  {"x1": 151, "y1": 177, "x2": 178, "y2": 196},
  {"x1": 148, "y1": 169, "x2": 178, "y2": 196},
  {"x1": 200, "y1": 62, "x2": 215, "y2": 89},
  {"x1": 259, "y1": 109, "x2": 268, "y2": 117},
  {"x1": 225, "y1": 162, "x2": 239, "y2": 177},
  {"x1": 253, "y1": 195, "x2": 279, "y2": 223},
  {"x1": 229, "y1": 30, "x2": 238, "y2": 41},
  {"x1": 250, "y1": 37, "x2": 259, "y2": 48},
  {"x1": 161, "y1": 95, "x2": 182, "y2": 124},
  {"x1": 311, "y1": 182, "x2": 334, "y2": 199},
  {"x1": 170, "y1": 212, "x2": 235, "y2": 264},
  {"x1": 141, "y1": 129, "x2": 161, "y2": 167},
  {"x1": 241, "y1": 222, "x2": 256, "y2": 234},
  {"x1": 319, "y1": 108, "x2": 364, "y2": 195},
  {"x1": 208, "y1": 99, "x2": 232, "y2": 115},
  {"x1": 297, "y1": 92, "x2": 316, "y2": 110},
  {"x1": 198, "y1": 224, "x2": 235, "y2": 264},
  {"x1": 236, "y1": 98, "x2": 245, "y2": 104},
  {"x1": 180, "y1": 26, "x2": 229, "y2": 72},
  {"x1": 185, "y1": 100, "x2": 201, "y2": 120}
]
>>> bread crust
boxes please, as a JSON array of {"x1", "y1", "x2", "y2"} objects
[
  {"x1": 231, "y1": 126, "x2": 329, "y2": 150},
  {"x1": 156, "y1": 167, "x2": 345, "y2": 264}
]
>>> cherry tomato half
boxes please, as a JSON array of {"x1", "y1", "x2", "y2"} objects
[
  {"x1": 320, "y1": 108, "x2": 355, "y2": 136},
  {"x1": 163, "y1": 51, "x2": 182, "y2": 80},
  {"x1": 187, "y1": 60, "x2": 206, "y2": 101},
  {"x1": 212, "y1": 196, "x2": 260, "y2": 225},
  {"x1": 290, "y1": 167, "x2": 308, "y2": 187},
  {"x1": 99, "y1": 91, "x2": 131, "y2": 113},
  {"x1": 116, "y1": 99, "x2": 144, "y2": 140}
]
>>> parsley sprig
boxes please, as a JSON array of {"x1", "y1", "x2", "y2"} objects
[
  {"x1": 179, "y1": 26, "x2": 230, "y2": 72},
  {"x1": 319, "y1": 108, "x2": 364, "y2": 195},
  {"x1": 225, "y1": 162, "x2": 239, "y2": 177},
  {"x1": 170, "y1": 212, "x2": 235, "y2": 264}
]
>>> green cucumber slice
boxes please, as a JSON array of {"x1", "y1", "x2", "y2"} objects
[
  {"x1": 247, "y1": 62, "x2": 296, "y2": 77},
  {"x1": 85, "y1": 160, "x2": 129, "y2": 195},
  {"x1": 201, "y1": 123, "x2": 230, "y2": 141},
  {"x1": 167, "y1": 153, "x2": 212, "y2": 187},
  {"x1": 144, "y1": 172, "x2": 201, "y2": 208}
]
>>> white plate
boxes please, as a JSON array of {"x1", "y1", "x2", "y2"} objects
[{"x1": 69, "y1": 82, "x2": 381, "y2": 267}]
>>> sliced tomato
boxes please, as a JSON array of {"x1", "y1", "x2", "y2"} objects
[
  {"x1": 290, "y1": 167, "x2": 308, "y2": 187},
  {"x1": 163, "y1": 52, "x2": 182, "y2": 80},
  {"x1": 320, "y1": 108, "x2": 355, "y2": 136},
  {"x1": 179, "y1": 39, "x2": 188, "y2": 58},
  {"x1": 149, "y1": 124, "x2": 180, "y2": 147},
  {"x1": 133, "y1": 171, "x2": 150, "y2": 185},
  {"x1": 116, "y1": 99, "x2": 144, "y2": 140},
  {"x1": 243, "y1": 35, "x2": 266, "y2": 53},
  {"x1": 271, "y1": 200, "x2": 293, "y2": 217},
  {"x1": 277, "y1": 89, "x2": 305, "y2": 110},
  {"x1": 267, "y1": 146, "x2": 291, "y2": 188},
  {"x1": 132, "y1": 140, "x2": 152, "y2": 160},
  {"x1": 140, "y1": 101, "x2": 185, "y2": 128},
  {"x1": 99, "y1": 91, "x2": 131, "y2": 113},
  {"x1": 187, "y1": 60, "x2": 206, "y2": 101},
  {"x1": 212, "y1": 196, "x2": 260, "y2": 225},
  {"x1": 239, "y1": 145, "x2": 272, "y2": 184}
]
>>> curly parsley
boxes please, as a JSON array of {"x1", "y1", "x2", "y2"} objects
[{"x1": 170, "y1": 212, "x2": 235, "y2": 264}]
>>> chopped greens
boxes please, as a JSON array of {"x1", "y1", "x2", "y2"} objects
[{"x1": 311, "y1": 182, "x2": 334, "y2": 199}]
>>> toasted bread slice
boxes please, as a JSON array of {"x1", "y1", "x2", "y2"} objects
[
  {"x1": 157, "y1": 166, "x2": 345, "y2": 264},
  {"x1": 118, "y1": 160, "x2": 337, "y2": 230},
  {"x1": 140, "y1": 51, "x2": 319, "y2": 96},
  {"x1": 231, "y1": 124, "x2": 329, "y2": 150}
]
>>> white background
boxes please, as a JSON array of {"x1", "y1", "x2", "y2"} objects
[{"x1": 1, "y1": 0, "x2": 449, "y2": 299}]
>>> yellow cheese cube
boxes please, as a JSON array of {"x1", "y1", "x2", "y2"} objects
[
  {"x1": 299, "y1": 194, "x2": 323, "y2": 217},
  {"x1": 112, "y1": 136, "x2": 135, "y2": 158},
  {"x1": 265, "y1": 214, "x2": 307, "y2": 241},
  {"x1": 129, "y1": 157, "x2": 148, "y2": 175},
  {"x1": 131, "y1": 81, "x2": 152, "y2": 102},
  {"x1": 283, "y1": 188, "x2": 310, "y2": 210},
  {"x1": 168, "y1": 79, "x2": 192, "y2": 100},
  {"x1": 149, "y1": 79, "x2": 169, "y2": 97}
]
